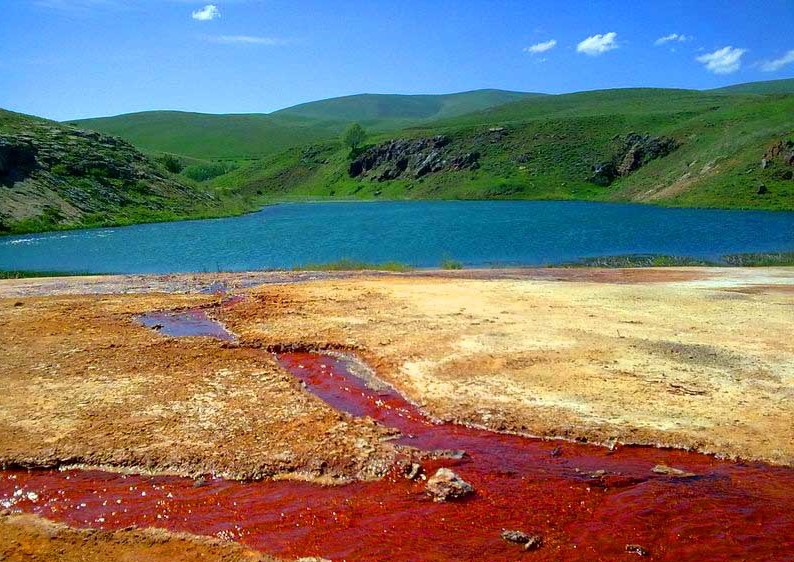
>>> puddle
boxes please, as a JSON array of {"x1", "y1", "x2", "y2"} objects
[{"x1": 135, "y1": 309, "x2": 236, "y2": 341}]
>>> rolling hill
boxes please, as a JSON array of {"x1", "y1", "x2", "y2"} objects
[
  {"x1": 711, "y1": 78, "x2": 794, "y2": 95},
  {"x1": 0, "y1": 109, "x2": 228, "y2": 234},
  {"x1": 210, "y1": 87, "x2": 794, "y2": 211},
  {"x1": 69, "y1": 90, "x2": 541, "y2": 160},
  {"x1": 4, "y1": 80, "x2": 793, "y2": 235}
]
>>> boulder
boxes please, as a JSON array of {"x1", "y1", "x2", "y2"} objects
[{"x1": 425, "y1": 468, "x2": 474, "y2": 501}]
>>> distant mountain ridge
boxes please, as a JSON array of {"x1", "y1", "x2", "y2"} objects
[{"x1": 69, "y1": 90, "x2": 543, "y2": 160}]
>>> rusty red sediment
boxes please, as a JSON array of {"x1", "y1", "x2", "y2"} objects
[{"x1": 2, "y1": 334, "x2": 793, "y2": 560}]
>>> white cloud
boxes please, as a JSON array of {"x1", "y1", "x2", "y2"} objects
[
  {"x1": 524, "y1": 39, "x2": 557, "y2": 54},
  {"x1": 192, "y1": 4, "x2": 220, "y2": 21},
  {"x1": 760, "y1": 49, "x2": 794, "y2": 72},
  {"x1": 655, "y1": 33, "x2": 690, "y2": 46},
  {"x1": 208, "y1": 35, "x2": 285, "y2": 45},
  {"x1": 576, "y1": 32, "x2": 618, "y2": 56},
  {"x1": 696, "y1": 46, "x2": 746, "y2": 74}
]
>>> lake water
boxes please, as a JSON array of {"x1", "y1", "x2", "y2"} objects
[{"x1": 1, "y1": 201, "x2": 793, "y2": 274}]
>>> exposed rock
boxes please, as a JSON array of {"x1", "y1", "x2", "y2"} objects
[
  {"x1": 651, "y1": 464, "x2": 697, "y2": 478},
  {"x1": 425, "y1": 468, "x2": 474, "y2": 501},
  {"x1": 761, "y1": 139, "x2": 794, "y2": 181},
  {"x1": 348, "y1": 135, "x2": 479, "y2": 181},
  {"x1": 626, "y1": 544, "x2": 650, "y2": 556},
  {"x1": 763, "y1": 139, "x2": 794, "y2": 167},
  {"x1": 590, "y1": 133, "x2": 680, "y2": 186},
  {"x1": 0, "y1": 110, "x2": 209, "y2": 232},
  {"x1": 524, "y1": 534, "x2": 543, "y2": 551},
  {"x1": 0, "y1": 139, "x2": 38, "y2": 187},
  {"x1": 403, "y1": 462, "x2": 424, "y2": 480},
  {"x1": 757, "y1": 183, "x2": 768, "y2": 195}
]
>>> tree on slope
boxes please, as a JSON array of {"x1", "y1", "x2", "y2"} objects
[{"x1": 343, "y1": 123, "x2": 367, "y2": 153}]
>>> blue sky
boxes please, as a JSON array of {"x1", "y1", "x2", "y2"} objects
[{"x1": 2, "y1": 0, "x2": 793, "y2": 121}]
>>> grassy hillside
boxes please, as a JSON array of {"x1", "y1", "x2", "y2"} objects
[
  {"x1": 0, "y1": 109, "x2": 236, "y2": 234},
  {"x1": 6, "y1": 82, "x2": 790, "y2": 236},
  {"x1": 211, "y1": 88, "x2": 794, "y2": 211},
  {"x1": 273, "y1": 89, "x2": 542, "y2": 127},
  {"x1": 711, "y1": 78, "x2": 794, "y2": 95},
  {"x1": 69, "y1": 111, "x2": 342, "y2": 161},
  {"x1": 69, "y1": 90, "x2": 540, "y2": 160}
]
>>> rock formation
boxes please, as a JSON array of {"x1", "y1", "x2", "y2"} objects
[
  {"x1": 590, "y1": 133, "x2": 680, "y2": 186},
  {"x1": 348, "y1": 135, "x2": 480, "y2": 181}
]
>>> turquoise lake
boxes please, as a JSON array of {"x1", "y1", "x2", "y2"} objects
[{"x1": 1, "y1": 201, "x2": 793, "y2": 274}]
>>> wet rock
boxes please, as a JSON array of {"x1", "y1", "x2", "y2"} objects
[
  {"x1": 425, "y1": 468, "x2": 474, "y2": 501},
  {"x1": 651, "y1": 464, "x2": 697, "y2": 478},
  {"x1": 626, "y1": 544, "x2": 650, "y2": 556},
  {"x1": 524, "y1": 534, "x2": 543, "y2": 551},
  {"x1": 403, "y1": 462, "x2": 424, "y2": 480},
  {"x1": 501, "y1": 529, "x2": 530, "y2": 543},
  {"x1": 432, "y1": 449, "x2": 467, "y2": 460}
]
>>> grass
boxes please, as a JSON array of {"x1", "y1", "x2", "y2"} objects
[
  {"x1": 557, "y1": 255, "x2": 720, "y2": 268},
  {"x1": 69, "y1": 90, "x2": 541, "y2": 160},
  {"x1": 440, "y1": 258, "x2": 464, "y2": 270},
  {"x1": 208, "y1": 87, "x2": 794, "y2": 212},
  {"x1": 555, "y1": 252, "x2": 794, "y2": 268},
  {"x1": 723, "y1": 252, "x2": 794, "y2": 266},
  {"x1": 292, "y1": 259, "x2": 414, "y2": 272},
  {"x1": 4, "y1": 81, "x2": 794, "y2": 236},
  {"x1": 0, "y1": 270, "x2": 100, "y2": 279}
]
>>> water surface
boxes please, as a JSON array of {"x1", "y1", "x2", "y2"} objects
[{"x1": 1, "y1": 201, "x2": 792, "y2": 274}]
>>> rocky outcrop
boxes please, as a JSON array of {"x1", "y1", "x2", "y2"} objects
[
  {"x1": 0, "y1": 110, "x2": 210, "y2": 233},
  {"x1": 590, "y1": 133, "x2": 680, "y2": 186},
  {"x1": 761, "y1": 139, "x2": 794, "y2": 180},
  {"x1": 349, "y1": 135, "x2": 480, "y2": 181}
]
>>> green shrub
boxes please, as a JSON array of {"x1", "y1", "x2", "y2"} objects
[
  {"x1": 182, "y1": 162, "x2": 238, "y2": 182},
  {"x1": 157, "y1": 154, "x2": 184, "y2": 174},
  {"x1": 440, "y1": 258, "x2": 464, "y2": 270}
]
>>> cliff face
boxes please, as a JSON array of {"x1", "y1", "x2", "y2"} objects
[
  {"x1": 348, "y1": 135, "x2": 480, "y2": 181},
  {"x1": 590, "y1": 134, "x2": 680, "y2": 186},
  {"x1": 0, "y1": 109, "x2": 210, "y2": 234}
]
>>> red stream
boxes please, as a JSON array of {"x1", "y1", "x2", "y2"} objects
[{"x1": 1, "y1": 312, "x2": 793, "y2": 561}]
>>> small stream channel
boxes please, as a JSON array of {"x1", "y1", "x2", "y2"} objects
[{"x1": 1, "y1": 307, "x2": 792, "y2": 560}]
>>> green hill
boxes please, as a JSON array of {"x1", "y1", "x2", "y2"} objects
[
  {"x1": 69, "y1": 90, "x2": 541, "y2": 160},
  {"x1": 711, "y1": 78, "x2": 794, "y2": 95},
  {"x1": 273, "y1": 89, "x2": 542, "y2": 125},
  {"x1": 212, "y1": 87, "x2": 794, "y2": 211},
  {"x1": 0, "y1": 109, "x2": 229, "y2": 234},
  {"x1": 6, "y1": 81, "x2": 792, "y2": 236},
  {"x1": 69, "y1": 111, "x2": 342, "y2": 161}
]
